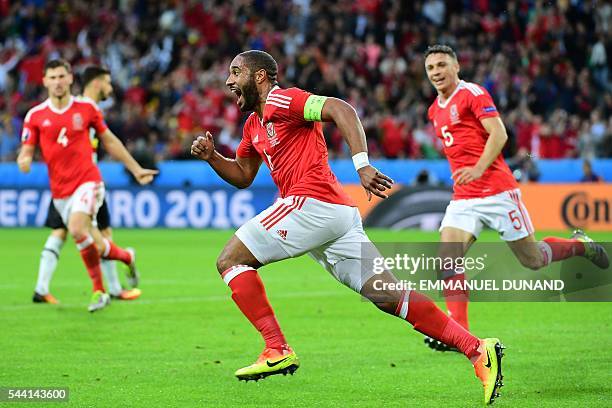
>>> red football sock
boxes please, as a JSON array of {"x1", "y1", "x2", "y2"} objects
[
  {"x1": 403, "y1": 291, "x2": 480, "y2": 359},
  {"x1": 76, "y1": 235, "x2": 105, "y2": 293},
  {"x1": 443, "y1": 273, "x2": 469, "y2": 330},
  {"x1": 102, "y1": 238, "x2": 132, "y2": 265},
  {"x1": 542, "y1": 237, "x2": 585, "y2": 261},
  {"x1": 222, "y1": 266, "x2": 286, "y2": 350}
]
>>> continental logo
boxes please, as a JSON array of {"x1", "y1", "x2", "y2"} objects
[{"x1": 561, "y1": 192, "x2": 610, "y2": 229}]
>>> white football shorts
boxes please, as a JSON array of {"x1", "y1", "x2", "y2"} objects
[
  {"x1": 53, "y1": 181, "x2": 105, "y2": 227},
  {"x1": 236, "y1": 195, "x2": 379, "y2": 292},
  {"x1": 440, "y1": 188, "x2": 534, "y2": 241}
]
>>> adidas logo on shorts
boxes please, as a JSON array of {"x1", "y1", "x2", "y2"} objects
[{"x1": 277, "y1": 229, "x2": 288, "y2": 240}]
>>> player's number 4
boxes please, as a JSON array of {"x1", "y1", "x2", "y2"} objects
[
  {"x1": 441, "y1": 125, "x2": 453, "y2": 147},
  {"x1": 57, "y1": 127, "x2": 68, "y2": 147}
]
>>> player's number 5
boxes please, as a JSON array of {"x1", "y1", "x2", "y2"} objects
[
  {"x1": 57, "y1": 127, "x2": 68, "y2": 147},
  {"x1": 441, "y1": 125, "x2": 453, "y2": 147}
]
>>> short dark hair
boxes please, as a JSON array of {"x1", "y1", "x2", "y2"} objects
[
  {"x1": 81, "y1": 66, "x2": 110, "y2": 88},
  {"x1": 424, "y1": 45, "x2": 457, "y2": 61},
  {"x1": 44, "y1": 59, "x2": 72, "y2": 75},
  {"x1": 239, "y1": 50, "x2": 278, "y2": 84}
]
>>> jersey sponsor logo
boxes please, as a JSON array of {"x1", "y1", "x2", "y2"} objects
[
  {"x1": 21, "y1": 128, "x2": 30, "y2": 142},
  {"x1": 266, "y1": 122, "x2": 280, "y2": 147},
  {"x1": 483, "y1": 106, "x2": 497, "y2": 113},
  {"x1": 450, "y1": 104, "x2": 460, "y2": 124},
  {"x1": 72, "y1": 113, "x2": 84, "y2": 131},
  {"x1": 277, "y1": 229, "x2": 288, "y2": 240},
  {"x1": 42, "y1": 119, "x2": 52, "y2": 127}
]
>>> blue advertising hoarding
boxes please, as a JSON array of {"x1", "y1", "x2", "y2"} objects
[{"x1": 0, "y1": 187, "x2": 278, "y2": 228}]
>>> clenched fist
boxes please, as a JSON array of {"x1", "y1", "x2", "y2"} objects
[{"x1": 191, "y1": 132, "x2": 215, "y2": 161}]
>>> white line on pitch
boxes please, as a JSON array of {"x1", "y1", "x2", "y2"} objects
[{"x1": 0, "y1": 290, "x2": 347, "y2": 312}]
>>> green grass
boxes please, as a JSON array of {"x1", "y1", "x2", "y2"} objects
[{"x1": 1, "y1": 228, "x2": 611, "y2": 407}]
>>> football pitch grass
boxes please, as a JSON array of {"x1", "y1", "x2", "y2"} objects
[{"x1": 1, "y1": 228, "x2": 611, "y2": 407}]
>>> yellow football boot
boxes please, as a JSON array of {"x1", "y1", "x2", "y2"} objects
[{"x1": 235, "y1": 344, "x2": 299, "y2": 381}]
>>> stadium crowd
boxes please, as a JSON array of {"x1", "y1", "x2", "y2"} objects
[{"x1": 0, "y1": 0, "x2": 610, "y2": 168}]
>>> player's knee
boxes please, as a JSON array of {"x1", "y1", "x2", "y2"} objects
[
  {"x1": 51, "y1": 228, "x2": 68, "y2": 241},
  {"x1": 437, "y1": 245, "x2": 464, "y2": 261},
  {"x1": 68, "y1": 225, "x2": 87, "y2": 242},
  {"x1": 216, "y1": 253, "x2": 234, "y2": 275},
  {"x1": 518, "y1": 255, "x2": 543, "y2": 271}
]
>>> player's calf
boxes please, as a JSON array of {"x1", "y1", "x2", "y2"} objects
[
  {"x1": 101, "y1": 238, "x2": 133, "y2": 265},
  {"x1": 75, "y1": 234, "x2": 105, "y2": 293},
  {"x1": 507, "y1": 237, "x2": 548, "y2": 270},
  {"x1": 516, "y1": 252, "x2": 546, "y2": 271}
]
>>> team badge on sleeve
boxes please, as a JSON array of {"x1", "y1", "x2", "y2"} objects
[{"x1": 483, "y1": 106, "x2": 497, "y2": 113}]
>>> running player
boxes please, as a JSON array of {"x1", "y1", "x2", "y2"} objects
[
  {"x1": 33, "y1": 65, "x2": 141, "y2": 305},
  {"x1": 17, "y1": 59, "x2": 157, "y2": 312},
  {"x1": 191, "y1": 50, "x2": 505, "y2": 404},
  {"x1": 423, "y1": 44, "x2": 609, "y2": 350}
]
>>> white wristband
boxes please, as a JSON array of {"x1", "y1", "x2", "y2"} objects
[{"x1": 352, "y1": 152, "x2": 370, "y2": 171}]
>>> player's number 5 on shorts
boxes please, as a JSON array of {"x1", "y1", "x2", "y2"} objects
[
  {"x1": 508, "y1": 210, "x2": 523, "y2": 230},
  {"x1": 57, "y1": 127, "x2": 68, "y2": 147},
  {"x1": 441, "y1": 125, "x2": 453, "y2": 147}
]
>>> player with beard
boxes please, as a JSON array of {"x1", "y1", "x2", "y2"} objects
[
  {"x1": 190, "y1": 50, "x2": 505, "y2": 404},
  {"x1": 31, "y1": 65, "x2": 142, "y2": 305},
  {"x1": 18, "y1": 59, "x2": 157, "y2": 312}
]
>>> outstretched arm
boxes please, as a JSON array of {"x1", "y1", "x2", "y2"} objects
[
  {"x1": 17, "y1": 145, "x2": 35, "y2": 173},
  {"x1": 453, "y1": 116, "x2": 508, "y2": 185},
  {"x1": 98, "y1": 129, "x2": 158, "y2": 185},
  {"x1": 320, "y1": 97, "x2": 393, "y2": 199},
  {"x1": 191, "y1": 131, "x2": 262, "y2": 189}
]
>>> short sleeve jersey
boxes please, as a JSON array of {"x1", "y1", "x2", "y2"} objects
[
  {"x1": 428, "y1": 80, "x2": 518, "y2": 199},
  {"x1": 237, "y1": 86, "x2": 354, "y2": 206},
  {"x1": 22, "y1": 96, "x2": 108, "y2": 198}
]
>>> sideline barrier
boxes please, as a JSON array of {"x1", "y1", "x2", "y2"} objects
[
  {"x1": 1, "y1": 184, "x2": 609, "y2": 230},
  {"x1": 520, "y1": 184, "x2": 611, "y2": 232},
  {"x1": 360, "y1": 183, "x2": 611, "y2": 232},
  {"x1": 1, "y1": 159, "x2": 610, "y2": 188},
  {"x1": 0, "y1": 187, "x2": 278, "y2": 228}
]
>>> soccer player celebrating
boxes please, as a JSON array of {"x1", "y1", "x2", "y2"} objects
[
  {"x1": 32, "y1": 65, "x2": 142, "y2": 305},
  {"x1": 423, "y1": 45, "x2": 609, "y2": 348},
  {"x1": 17, "y1": 59, "x2": 157, "y2": 312},
  {"x1": 191, "y1": 50, "x2": 505, "y2": 404}
]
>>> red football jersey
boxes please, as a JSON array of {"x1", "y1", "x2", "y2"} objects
[
  {"x1": 22, "y1": 96, "x2": 108, "y2": 198},
  {"x1": 428, "y1": 80, "x2": 518, "y2": 199},
  {"x1": 237, "y1": 86, "x2": 354, "y2": 207}
]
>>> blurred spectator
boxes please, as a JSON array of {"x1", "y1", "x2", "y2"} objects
[
  {"x1": 0, "y1": 0, "x2": 610, "y2": 164},
  {"x1": 580, "y1": 159, "x2": 602, "y2": 182},
  {"x1": 509, "y1": 148, "x2": 540, "y2": 183},
  {"x1": 412, "y1": 169, "x2": 440, "y2": 186},
  {"x1": 0, "y1": 114, "x2": 19, "y2": 161}
]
